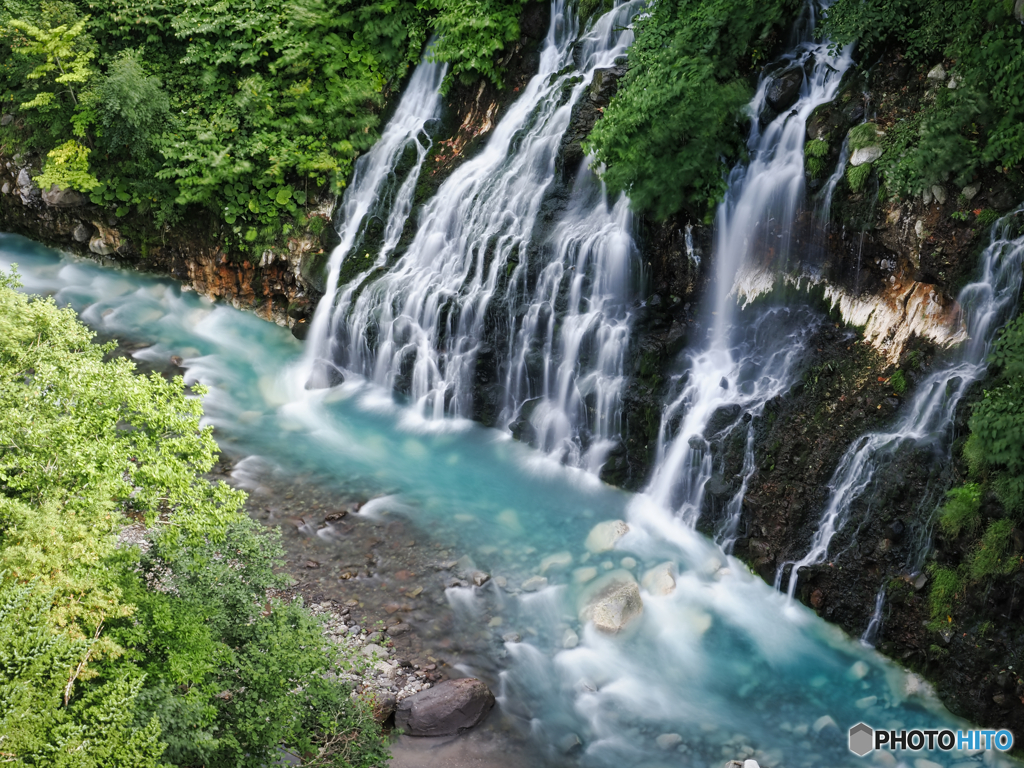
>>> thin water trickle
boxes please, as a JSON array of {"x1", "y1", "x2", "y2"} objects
[
  {"x1": 861, "y1": 587, "x2": 886, "y2": 647},
  {"x1": 778, "y1": 213, "x2": 1024, "y2": 598}
]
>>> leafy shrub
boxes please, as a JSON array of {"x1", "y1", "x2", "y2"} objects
[
  {"x1": 587, "y1": 0, "x2": 802, "y2": 220},
  {"x1": 821, "y1": 0, "x2": 1024, "y2": 194},
  {"x1": 32, "y1": 138, "x2": 99, "y2": 191},
  {"x1": 0, "y1": 271, "x2": 387, "y2": 766},
  {"x1": 938, "y1": 483, "x2": 982, "y2": 538}
]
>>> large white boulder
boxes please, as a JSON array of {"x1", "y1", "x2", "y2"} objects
[{"x1": 641, "y1": 562, "x2": 677, "y2": 596}]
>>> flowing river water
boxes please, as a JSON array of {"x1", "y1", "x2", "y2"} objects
[{"x1": 4, "y1": 0, "x2": 1024, "y2": 766}]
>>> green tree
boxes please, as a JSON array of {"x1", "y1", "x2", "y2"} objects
[{"x1": 8, "y1": 15, "x2": 94, "y2": 111}]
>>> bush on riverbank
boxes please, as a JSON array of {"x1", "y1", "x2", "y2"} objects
[
  {"x1": 0, "y1": 0, "x2": 537, "y2": 253},
  {"x1": 0, "y1": 269, "x2": 388, "y2": 766}
]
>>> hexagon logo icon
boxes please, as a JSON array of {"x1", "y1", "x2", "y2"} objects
[{"x1": 849, "y1": 722, "x2": 874, "y2": 757}]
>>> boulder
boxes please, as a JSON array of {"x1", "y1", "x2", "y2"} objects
[
  {"x1": 394, "y1": 678, "x2": 495, "y2": 737},
  {"x1": 89, "y1": 234, "x2": 115, "y2": 256},
  {"x1": 72, "y1": 222, "x2": 92, "y2": 243},
  {"x1": 765, "y1": 66, "x2": 804, "y2": 112},
  {"x1": 641, "y1": 562, "x2": 677, "y2": 596},
  {"x1": 926, "y1": 63, "x2": 946, "y2": 81},
  {"x1": 16, "y1": 168, "x2": 40, "y2": 205},
  {"x1": 584, "y1": 519, "x2": 629, "y2": 553},
  {"x1": 0, "y1": 114, "x2": 12, "y2": 127},
  {"x1": 577, "y1": 569, "x2": 644, "y2": 633},
  {"x1": 850, "y1": 146, "x2": 883, "y2": 166},
  {"x1": 42, "y1": 184, "x2": 87, "y2": 207}
]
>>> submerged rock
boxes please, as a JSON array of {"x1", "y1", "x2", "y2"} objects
[
  {"x1": 394, "y1": 678, "x2": 495, "y2": 736},
  {"x1": 577, "y1": 569, "x2": 644, "y2": 633},
  {"x1": 584, "y1": 519, "x2": 629, "y2": 553},
  {"x1": 641, "y1": 562, "x2": 677, "y2": 596}
]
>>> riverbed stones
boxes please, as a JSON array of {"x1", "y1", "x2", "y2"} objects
[
  {"x1": 641, "y1": 562, "x2": 677, "y2": 596},
  {"x1": 394, "y1": 678, "x2": 495, "y2": 736},
  {"x1": 573, "y1": 566, "x2": 598, "y2": 584},
  {"x1": 584, "y1": 519, "x2": 629, "y2": 553},
  {"x1": 72, "y1": 222, "x2": 92, "y2": 242},
  {"x1": 577, "y1": 569, "x2": 644, "y2": 633},
  {"x1": 812, "y1": 714, "x2": 839, "y2": 736}
]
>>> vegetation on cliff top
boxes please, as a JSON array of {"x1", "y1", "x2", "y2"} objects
[
  {"x1": 820, "y1": 0, "x2": 1024, "y2": 199},
  {"x1": 0, "y1": 269, "x2": 386, "y2": 766},
  {"x1": 587, "y1": 0, "x2": 800, "y2": 220},
  {"x1": 0, "y1": 0, "x2": 536, "y2": 251}
]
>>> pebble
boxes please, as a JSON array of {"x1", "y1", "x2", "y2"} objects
[
  {"x1": 502, "y1": 632, "x2": 521, "y2": 643},
  {"x1": 540, "y1": 551, "x2": 573, "y2": 573},
  {"x1": 620, "y1": 556, "x2": 636, "y2": 569},
  {"x1": 855, "y1": 695, "x2": 877, "y2": 709},
  {"x1": 387, "y1": 623, "x2": 411, "y2": 636},
  {"x1": 521, "y1": 575, "x2": 548, "y2": 592},
  {"x1": 487, "y1": 617, "x2": 503, "y2": 627},
  {"x1": 656, "y1": 733, "x2": 683, "y2": 750},
  {"x1": 849, "y1": 660, "x2": 870, "y2": 679},
  {"x1": 494, "y1": 576, "x2": 507, "y2": 588},
  {"x1": 573, "y1": 566, "x2": 598, "y2": 584},
  {"x1": 562, "y1": 628, "x2": 579, "y2": 649},
  {"x1": 361, "y1": 643, "x2": 387, "y2": 657}
]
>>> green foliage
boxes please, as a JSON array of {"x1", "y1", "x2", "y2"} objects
[
  {"x1": 847, "y1": 122, "x2": 880, "y2": 152},
  {"x1": 821, "y1": 0, "x2": 1024, "y2": 194},
  {"x1": 7, "y1": 15, "x2": 95, "y2": 111},
  {"x1": 0, "y1": 271, "x2": 387, "y2": 766},
  {"x1": 889, "y1": 367, "x2": 907, "y2": 394},
  {"x1": 0, "y1": 581, "x2": 166, "y2": 767},
  {"x1": 968, "y1": 518, "x2": 1020, "y2": 581},
  {"x1": 927, "y1": 564, "x2": 964, "y2": 621},
  {"x1": 587, "y1": 0, "x2": 802, "y2": 220},
  {"x1": 32, "y1": 139, "x2": 99, "y2": 191},
  {"x1": 976, "y1": 208, "x2": 1001, "y2": 226},
  {"x1": 805, "y1": 138, "x2": 828, "y2": 178},
  {"x1": 939, "y1": 483, "x2": 982, "y2": 538},
  {"x1": 846, "y1": 162, "x2": 871, "y2": 193},
  {"x1": 0, "y1": 0, "x2": 532, "y2": 240},
  {"x1": 423, "y1": 0, "x2": 531, "y2": 93}
]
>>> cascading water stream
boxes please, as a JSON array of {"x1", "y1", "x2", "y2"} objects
[
  {"x1": 306, "y1": 0, "x2": 642, "y2": 471},
  {"x1": 644, "y1": 2, "x2": 853, "y2": 538},
  {"x1": 778, "y1": 213, "x2": 1024, "y2": 598},
  {"x1": 298, "y1": 57, "x2": 446, "y2": 388}
]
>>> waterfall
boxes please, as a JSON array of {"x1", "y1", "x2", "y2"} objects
[
  {"x1": 778, "y1": 212, "x2": 1024, "y2": 597},
  {"x1": 298, "y1": 57, "x2": 447, "y2": 389},
  {"x1": 645, "y1": 2, "x2": 853, "y2": 539},
  {"x1": 304, "y1": 0, "x2": 643, "y2": 472},
  {"x1": 860, "y1": 587, "x2": 886, "y2": 646}
]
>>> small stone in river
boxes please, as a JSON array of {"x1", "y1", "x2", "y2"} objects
[
  {"x1": 577, "y1": 570, "x2": 644, "y2": 633},
  {"x1": 361, "y1": 644, "x2": 387, "y2": 657},
  {"x1": 813, "y1": 715, "x2": 839, "y2": 736},
  {"x1": 497, "y1": 509, "x2": 522, "y2": 532},
  {"x1": 562, "y1": 628, "x2": 579, "y2": 649},
  {"x1": 487, "y1": 617, "x2": 503, "y2": 628},
  {"x1": 620, "y1": 556, "x2": 636, "y2": 569},
  {"x1": 387, "y1": 623, "x2": 411, "y2": 636},
  {"x1": 656, "y1": 733, "x2": 683, "y2": 750},
  {"x1": 573, "y1": 566, "x2": 598, "y2": 584},
  {"x1": 494, "y1": 576, "x2": 507, "y2": 588},
  {"x1": 601, "y1": 561, "x2": 613, "y2": 570},
  {"x1": 521, "y1": 575, "x2": 548, "y2": 592},
  {"x1": 502, "y1": 632, "x2": 521, "y2": 643},
  {"x1": 557, "y1": 733, "x2": 582, "y2": 753},
  {"x1": 540, "y1": 551, "x2": 573, "y2": 573},
  {"x1": 584, "y1": 519, "x2": 629, "y2": 553},
  {"x1": 641, "y1": 562, "x2": 677, "y2": 596},
  {"x1": 855, "y1": 695, "x2": 877, "y2": 709},
  {"x1": 471, "y1": 571, "x2": 490, "y2": 587},
  {"x1": 849, "y1": 660, "x2": 869, "y2": 679}
]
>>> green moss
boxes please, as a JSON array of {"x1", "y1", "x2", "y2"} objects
[
  {"x1": 848, "y1": 122, "x2": 880, "y2": 151},
  {"x1": 846, "y1": 163, "x2": 872, "y2": 193},
  {"x1": 927, "y1": 565, "x2": 964, "y2": 622},
  {"x1": 889, "y1": 368, "x2": 907, "y2": 394},
  {"x1": 969, "y1": 518, "x2": 1020, "y2": 580}
]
